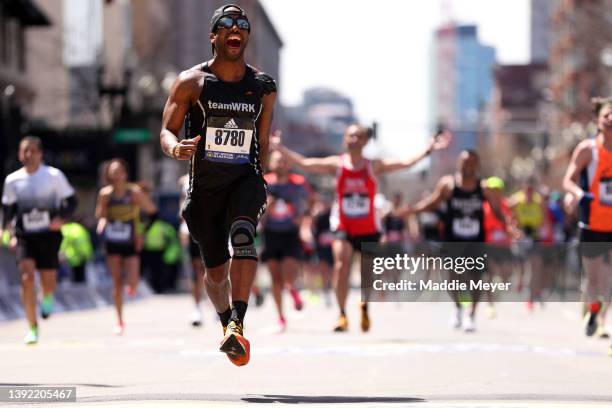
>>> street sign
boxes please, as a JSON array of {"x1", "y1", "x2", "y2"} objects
[{"x1": 113, "y1": 128, "x2": 151, "y2": 144}]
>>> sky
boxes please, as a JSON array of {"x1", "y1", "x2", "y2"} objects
[{"x1": 259, "y1": 0, "x2": 530, "y2": 160}]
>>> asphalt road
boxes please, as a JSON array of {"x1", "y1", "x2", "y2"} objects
[{"x1": 0, "y1": 289, "x2": 611, "y2": 407}]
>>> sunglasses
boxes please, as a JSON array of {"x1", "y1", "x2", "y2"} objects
[{"x1": 215, "y1": 15, "x2": 250, "y2": 31}]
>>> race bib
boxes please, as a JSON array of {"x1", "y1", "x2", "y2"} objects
[
  {"x1": 452, "y1": 217, "x2": 480, "y2": 238},
  {"x1": 341, "y1": 193, "x2": 370, "y2": 218},
  {"x1": 22, "y1": 209, "x2": 50, "y2": 232},
  {"x1": 599, "y1": 177, "x2": 612, "y2": 205},
  {"x1": 204, "y1": 117, "x2": 254, "y2": 164},
  {"x1": 270, "y1": 199, "x2": 294, "y2": 220},
  {"x1": 105, "y1": 221, "x2": 133, "y2": 243}
]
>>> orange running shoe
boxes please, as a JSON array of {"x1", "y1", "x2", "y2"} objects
[
  {"x1": 219, "y1": 320, "x2": 250, "y2": 366},
  {"x1": 333, "y1": 314, "x2": 348, "y2": 332}
]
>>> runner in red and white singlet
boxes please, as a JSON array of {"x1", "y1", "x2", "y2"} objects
[{"x1": 272, "y1": 125, "x2": 451, "y2": 333}]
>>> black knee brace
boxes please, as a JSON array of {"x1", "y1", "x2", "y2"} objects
[{"x1": 230, "y1": 218, "x2": 257, "y2": 260}]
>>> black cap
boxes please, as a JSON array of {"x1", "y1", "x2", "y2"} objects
[{"x1": 210, "y1": 4, "x2": 249, "y2": 33}]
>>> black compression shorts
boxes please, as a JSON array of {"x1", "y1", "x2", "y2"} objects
[
  {"x1": 334, "y1": 230, "x2": 381, "y2": 253},
  {"x1": 182, "y1": 172, "x2": 266, "y2": 268},
  {"x1": 261, "y1": 229, "x2": 303, "y2": 262},
  {"x1": 105, "y1": 242, "x2": 138, "y2": 257}
]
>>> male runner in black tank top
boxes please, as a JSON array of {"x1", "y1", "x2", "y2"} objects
[
  {"x1": 160, "y1": 4, "x2": 276, "y2": 366},
  {"x1": 406, "y1": 150, "x2": 514, "y2": 333}
]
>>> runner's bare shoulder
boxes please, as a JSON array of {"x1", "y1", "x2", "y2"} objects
[
  {"x1": 568, "y1": 139, "x2": 595, "y2": 171},
  {"x1": 174, "y1": 65, "x2": 206, "y2": 103},
  {"x1": 573, "y1": 138, "x2": 595, "y2": 158},
  {"x1": 98, "y1": 185, "x2": 113, "y2": 203},
  {"x1": 99, "y1": 185, "x2": 113, "y2": 197},
  {"x1": 249, "y1": 65, "x2": 277, "y2": 95}
]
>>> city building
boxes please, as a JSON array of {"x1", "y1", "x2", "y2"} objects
[
  {"x1": 430, "y1": 23, "x2": 496, "y2": 178},
  {"x1": 547, "y1": 0, "x2": 612, "y2": 184},
  {"x1": 488, "y1": 63, "x2": 549, "y2": 184},
  {"x1": 531, "y1": 0, "x2": 553, "y2": 64},
  {"x1": 283, "y1": 87, "x2": 357, "y2": 157},
  {"x1": 0, "y1": 0, "x2": 50, "y2": 186}
]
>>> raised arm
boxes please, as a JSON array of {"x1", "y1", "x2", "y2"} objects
[
  {"x1": 270, "y1": 132, "x2": 338, "y2": 175},
  {"x1": 409, "y1": 175, "x2": 453, "y2": 215},
  {"x1": 160, "y1": 70, "x2": 202, "y2": 161},
  {"x1": 372, "y1": 130, "x2": 452, "y2": 175}
]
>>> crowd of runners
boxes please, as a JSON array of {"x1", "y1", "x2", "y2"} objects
[{"x1": 1, "y1": 4, "x2": 611, "y2": 364}]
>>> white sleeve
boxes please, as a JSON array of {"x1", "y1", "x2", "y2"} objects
[
  {"x1": 53, "y1": 170, "x2": 75, "y2": 199},
  {"x1": 1, "y1": 178, "x2": 17, "y2": 205}
]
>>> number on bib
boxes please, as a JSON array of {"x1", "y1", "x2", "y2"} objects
[
  {"x1": 341, "y1": 193, "x2": 370, "y2": 218},
  {"x1": 452, "y1": 217, "x2": 480, "y2": 238},
  {"x1": 204, "y1": 117, "x2": 254, "y2": 164},
  {"x1": 105, "y1": 221, "x2": 133, "y2": 243},
  {"x1": 22, "y1": 209, "x2": 50, "y2": 232},
  {"x1": 599, "y1": 177, "x2": 612, "y2": 206}
]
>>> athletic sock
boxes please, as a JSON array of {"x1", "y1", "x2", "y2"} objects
[
  {"x1": 231, "y1": 301, "x2": 248, "y2": 324},
  {"x1": 218, "y1": 308, "x2": 232, "y2": 327}
]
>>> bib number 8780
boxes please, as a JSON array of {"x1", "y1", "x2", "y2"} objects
[{"x1": 214, "y1": 129, "x2": 245, "y2": 147}]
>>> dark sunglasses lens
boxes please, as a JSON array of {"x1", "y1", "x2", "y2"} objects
[
  {"x1": 236, "y1": 18, "x2": 250, "y2": 30},
  {"x1": 217, "y1": 16, "x2": 234, "y2": 29}
]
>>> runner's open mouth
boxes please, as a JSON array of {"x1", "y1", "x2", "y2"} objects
[{"x1": 227, "y1": 38, "x2": 242, "y2": 48}]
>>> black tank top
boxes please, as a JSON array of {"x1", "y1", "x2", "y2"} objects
[
  {"x1": 443, "y1": 178, "x2": 485, "y2": 242},
  {"x1": 185, "y1": 62, "x2": 276, "y2": 193}
]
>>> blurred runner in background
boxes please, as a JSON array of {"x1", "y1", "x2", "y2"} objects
[
  {"x1": 261, "y1": 150, "x2": 311, "y2": 332},
  {"x1": 273, "y1": 125, "x2": 451, "y2": 333},
  {"x1": 95, "y1": 158, "x2": 157, "y2": 335},
  {"x1": 563, "y1": 97, "x2": 612, "y2": 356},
  {"x1": 179, "y1": 174, "x2": 205, "y2": 327},
  {"x1": 1, "y1": 136, "x2": 78, "y2": 344}
]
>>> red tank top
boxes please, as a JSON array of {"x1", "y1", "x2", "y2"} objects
[
  {"x1": 335, "y1": 154, "x2": 379, "y2": 236},
  {"x1": 483, "y1": 199, "x2": 511, "y2": 246},
  {"x1": 585, "y1": 140, "x2": 612, "y2": 232}
]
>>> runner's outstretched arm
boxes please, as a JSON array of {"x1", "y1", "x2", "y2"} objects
[
  {"x1": 270, "y1": 132, "x2": 338, "y2": 175},
  {"x1": 372, "y1": 130, "x2": 452, "y2": 175},
  {"x1": 257, "y1": 91, "x2": 277, "y2": 171},
  {"x1": 405, "y1": 175, "x2": 452, "y2": 215}
]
